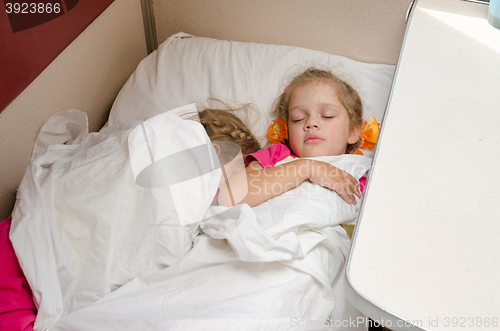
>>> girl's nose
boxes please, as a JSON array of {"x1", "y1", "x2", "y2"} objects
[{"x1": 305, "y1": 117, "x2": 320, "y2": 130}]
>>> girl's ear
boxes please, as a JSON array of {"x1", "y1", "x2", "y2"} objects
[
  {"x1": 212, "y1": 143, "x2": 221, "y2": 156},
  {"x1": 347, "y1": 125, "x2": 361, "y2": 144}
]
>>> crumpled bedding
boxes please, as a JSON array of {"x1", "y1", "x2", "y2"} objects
[{"x1": 10, "y1": 108, "x2": 371, "y2": 330}]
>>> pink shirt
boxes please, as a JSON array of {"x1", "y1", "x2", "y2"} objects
[{"x1": 245, "y1": 144, "x2": 297, "y2": 168}]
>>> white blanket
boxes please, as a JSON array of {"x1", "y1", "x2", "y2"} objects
[{"x1": 11, "y1": 108, "x2": 371, "y2": 331}]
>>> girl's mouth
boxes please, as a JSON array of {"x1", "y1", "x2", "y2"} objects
[{"x1": 305, "y1": 136, "x2": 323, "y2": 143}]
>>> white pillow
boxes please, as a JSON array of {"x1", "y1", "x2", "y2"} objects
[{"x1": 109, "y1": 32, "x2": 395, "y2": 155}]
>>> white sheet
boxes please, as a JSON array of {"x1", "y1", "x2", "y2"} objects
[
  {"x1": 11, "y1": 109, "x2": 371, "y2": 331},
  {"x1": 49, "y1": 232, "x2": 362, "y2": 331}
]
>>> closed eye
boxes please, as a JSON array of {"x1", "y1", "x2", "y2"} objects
[
  {"x1": 322, "y1": 115, "x2": 334, "y2": 119},
  {"x1": 291, "y1": 118, "x2": 305, "y2": 122}
]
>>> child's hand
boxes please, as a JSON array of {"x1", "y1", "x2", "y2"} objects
[{"x1": 308, "y1": 160, "x2": 361, "y2": 204}]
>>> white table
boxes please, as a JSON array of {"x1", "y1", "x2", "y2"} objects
[{"x1": 346, "y1": 0, "x2": 500, "y2": 330}]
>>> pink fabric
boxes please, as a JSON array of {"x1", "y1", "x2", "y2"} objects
[
  {"x1": 245, "y1": 144, "x2": 297, "y2": 168},
  {"x1": 359, "y1": 176, "x2": 366, "y2": 194},
  {"x1": 0, "y1": 218, "x2": 36, "y2": 331}
]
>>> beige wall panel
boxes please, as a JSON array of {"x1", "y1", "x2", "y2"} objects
[
  {"x1": 153, "y1": 0, "x2": 412, "y2": 65},
  {"x1": 0, "y1": 0, "x2": 148, "y2": 219}
]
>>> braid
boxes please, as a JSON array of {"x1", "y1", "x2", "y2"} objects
[
  {"x1": 205, "y1": 120, "x2": 253, "y2": 141},
  {"x1": 199, "y1": 107, "x2": 260, "y2": 158}
]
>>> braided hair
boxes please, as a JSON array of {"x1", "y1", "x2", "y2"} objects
[{"x1": 198, "y1": 107, "x2": 261, "y2": 160}]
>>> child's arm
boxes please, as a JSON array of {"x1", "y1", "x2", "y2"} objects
[{"x1": 218, "y1": 159, "x2": 361, "y2": 208}]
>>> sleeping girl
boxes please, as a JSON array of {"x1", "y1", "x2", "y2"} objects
[
  {"x1": 198, "y1": 70, "x2": 371, "y2": 328},
  {"x1": 216, "y1": 67, "x2": 367, "y2": 208}
]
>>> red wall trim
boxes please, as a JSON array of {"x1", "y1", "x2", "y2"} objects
[{"x1": 0, "y1": 0, "x2": 115, "y2": 113}]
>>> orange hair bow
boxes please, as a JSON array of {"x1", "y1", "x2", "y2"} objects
[
  {"x1": 266, "y1": 118, "x2": 288, "y2": 145},
  {"x1": 354, "y1": 117, "x2": 380, "y2": 155}
]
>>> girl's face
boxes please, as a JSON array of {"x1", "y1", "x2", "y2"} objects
[{"x1": 287, "y1": 82, "x2": 360, "y2": 158}]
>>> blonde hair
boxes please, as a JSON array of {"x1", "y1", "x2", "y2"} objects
[
  {"x1": 273, "y1": 68, "x2": 363, "y2": 154},
  {"x1": 198, "y1": 107, "x2": 260, "y2": 160}
]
